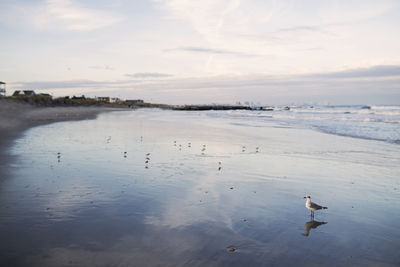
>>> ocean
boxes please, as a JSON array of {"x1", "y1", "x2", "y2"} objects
[
  {"x1": 211, "y1": 105, "x2": 400, "y2": 143},
  {"x1": 1, "y1": 107, "x2": 399, "y2": 266}
]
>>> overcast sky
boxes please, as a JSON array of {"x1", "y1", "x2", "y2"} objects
[{"x1": 1, "y1": 0, "x2": 399, "y2": 105}]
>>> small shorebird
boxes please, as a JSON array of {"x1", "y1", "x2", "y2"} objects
[{"x1": 304, "y1": 196, "x2": 327, "y2": 218}]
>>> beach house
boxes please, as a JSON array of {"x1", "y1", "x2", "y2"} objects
[
  {"x1": 96, "y1": 97, "x2": 110, "y2": 102},
  {"x1": 0, "y1": 82, "x2": 5, "y2": 96},
  {"x1": 12, "y1": 90, "x2": 36, "y2": 97},
  {"x1": 110, "y1": 97, "x2": 121, "y2": 103}
]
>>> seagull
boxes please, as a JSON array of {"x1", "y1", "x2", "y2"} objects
[{"x1": 304, "y1": 196, "x2": 327, "y2": 218}]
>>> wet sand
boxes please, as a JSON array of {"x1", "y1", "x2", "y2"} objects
[
  {"x1": 0, "y1": 100, "x2": 125, "y2": 141},
  {"x1": 1, "y1": 108, "x2": 399, "y2": 266},
  {"x1": 0, "y1": 101, "x2": 126, "y2": 182}
]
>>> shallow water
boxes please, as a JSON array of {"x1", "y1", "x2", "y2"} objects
[{"x1": 1, "y1": 109, "x2": 399, "y2": 266}]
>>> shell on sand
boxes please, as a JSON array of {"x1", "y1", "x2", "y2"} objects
[{"x1": 227, "y1": 247, "x2": 236, "y2": 252}]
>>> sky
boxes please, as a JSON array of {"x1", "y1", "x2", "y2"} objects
[{"x1": 0, "y1": 0, "x2": 400, "y2": 105}]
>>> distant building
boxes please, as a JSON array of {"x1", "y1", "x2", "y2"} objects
[
  {"x1": 39, "y1": 93, "x2": 52, "y2": 99},
  {"x1": 126, "y1": 99, "x2": 144, "y2": 104},
  {"x1": 0, "y1": 82, "x2": 6, "y2": 96},
  {"x1": 96, "y1": 97, "x2": 110, "y2": 102},
  {"x1": 110, "y1": 97, "x2": 120, "y2": 103},
  {"x1": 12, "y1": 90, "x2": 36, "y2": 97}
]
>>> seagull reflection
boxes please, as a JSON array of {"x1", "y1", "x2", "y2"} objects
[{"x1": 302, "y1": 220, "x2": 327, "y2": 237}]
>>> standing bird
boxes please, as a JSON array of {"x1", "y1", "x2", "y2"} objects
[{"x1": 304, "y1": 196, "x2": 327, "y2": 218}]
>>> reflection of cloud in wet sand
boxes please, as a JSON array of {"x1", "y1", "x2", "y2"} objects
[
  {"x1": 24, "y1": 236, "x2": 187, "y2": 267},
  {"x1": 22, "y1": 223, "x2": 244, "y2": 267},
  {"x1": 144, "y1": 175, "x2": 234, "y2": 229},
  {"x1": 303, "y1": 220, "x2": 327, "y2": 237}
]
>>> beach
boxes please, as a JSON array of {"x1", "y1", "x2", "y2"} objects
[
  {"x1": 0, "y1": 101, "x2": 125, "y2": 201},
  {"x1": 0, "y1": 105, "x2": 399, "y2": 266},
  {"x1": 0, "y1": 100, "x2": 124, "y2": 157}
]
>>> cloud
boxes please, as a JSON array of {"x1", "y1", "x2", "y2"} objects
[
  {"x1": 278, "y1": 26, "x2": 321, "y2": 33},
  {"x1": 12, "y1": 79, "x2": 140, "y2": 89},
  {"x1": 11, "y1": 65, "x2": 400, "y2": 105},
  {"x1": 166, "y1": 46, "x2": 257, "y2": 57},
  {"x1": 41, "y1": 0, "x2": 121, "y2": 31},
  {"x1": 154, "y1": 0, "x2": 241, "y2": 42},
  {"x1": 13, "y1": 65, "x2": 400, "y2": 91},
  {"x1": 317, "y1": 0, "x2": 396, "y2": 24},
  {"x1": 124, "y1": 73, "x2": 174, "y2": 79},
  {"x1": 89, "y1": 65, "x2": 115, "y2": 71},
  {"x1": 0, "y1": 0, "x2": 121, "y2": 31},
  {"x1": 310, "y1": 65, "x2": 400, "y2": 78}
]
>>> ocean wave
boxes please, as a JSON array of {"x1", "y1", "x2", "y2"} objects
[
  {"x1": 289, "y1": 108, "x2": 400, "y2": 117},
  {"x1": 208, "y1": 106, "x2": 400, "y2": 144},
  {"x1": 270, "y1": 114, "x2": 400, "y2": 124}
]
